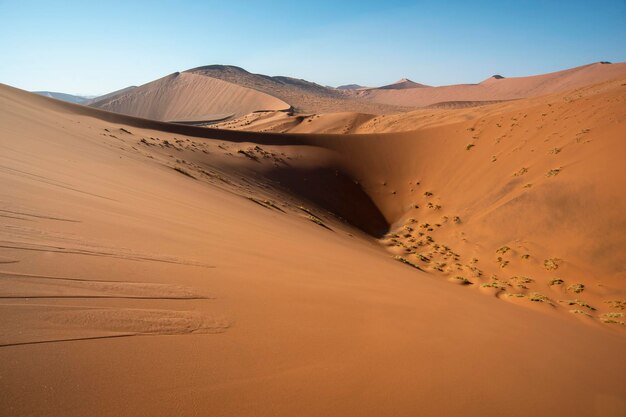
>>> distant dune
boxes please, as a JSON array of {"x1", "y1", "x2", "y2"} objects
[
  {"x1": 353, "y1": 62, "x2": 626, "y2": 107},
  {"x1": 184, "y1": 65, "x2": 409, "y2": 114},
  {"x1": 375, "y1": 78, "x2": 430, "y2": 90},
  {"x1": 83, "y1": 62, "x2": 626, "y2": 125},
  {"x1": 85, "y1": 85, "x2": 137, "y2": 106},
  {"x1": 336, "y1": 83, "x2": 367, "y2": 90},
  {"x1": 89, "y1": 71, "x2": 291, "y2": 122},
  {"x1": 33, "y1": 91, "x2": 90, "y2": 104}
]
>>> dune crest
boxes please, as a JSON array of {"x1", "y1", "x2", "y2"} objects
[
  {"x1": 354, "y1": 62, "x2": 626, "y2": 107},
  {"x1": 90, "y1": 71, "x2": 290, "y2": 123}
]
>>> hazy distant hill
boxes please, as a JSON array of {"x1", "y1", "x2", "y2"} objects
[
  {"x1": 336, "y1": 84, "x2": 366, "y2": 90},
  {"x1": 33, "y1": 91, "x2": 90, "y2": 104}
]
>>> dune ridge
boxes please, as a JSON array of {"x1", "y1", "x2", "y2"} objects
[
  {"x1": 90, "y1": 71, "x2": 291, "y2": 122},
  {"x1": 353, "y1": 61, "x2": 626, "y2": 107}
]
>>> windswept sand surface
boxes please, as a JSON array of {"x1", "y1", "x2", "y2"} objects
[{"x1": 1, "y1": 78, "x2": 625, "y2": 417}]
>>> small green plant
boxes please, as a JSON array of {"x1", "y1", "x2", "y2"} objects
[
  {"x1": 547, "y1": 168, "x2": 561, "y2": 177},
  {"x1": 394, "y1": 256, "x2": 422, "y2": 270},
  {"x1": 417, "y1": 254, "x2": 430, "y2": 263},
  {"x1": 454, "y1": 276, "x2": 472, "y2": 285},
  {"x1": 466, "y1": 143, "x2": 475, "y2": 151},
  {"x1": 601, "y1": 319, "x2": 625, "y2": 325},
  {"x1": 548, "y1": 278, "x2": 564, "y2": 286},
  {"x1": 481, "y1": 281, "x2": 506, "y2": 290},
  {"x1": 560, "y1": 299, "x2": 595, "y2": 310},
  {"x1": 600, "y1": 316, "x2": 626, "y2": 326},
  {"x1": 605, "y1": 300, "x2": 625, "y2": 310},
  {"x1": 496, "y1": 246, "x2": 511, "y2": 254},
  {"x1": 511, "y1": 276, "x2": 534, "y2": 287},
  {"x1": 246, "y1": 197, "x2": 285, "y2": 213},
  {"x1": 528, "y1": 293, "x2": 550, "y2": 302},
  {"x1": 521, "y1": 254, "x2": 530, "y2": 260},
  {"x1": 496, "y1": 256, "x2": 509, "y2": 268},
  {"x1": 433, "y1": 262, "x2": 446, "y2": 272},
  {"x1": 568, "y1": 283, "x2": 585, "y2": 294},
  {"x1": 424, "y1": 191, "x2": 433, "y2": 197},
  {"x1": 569, "y1": 309, "x2": 589, "y2": 315},
  {"x1": 505, "y1": 293, "x2": 526, "y2": 298},
  {"x1": 513, "y1": 167, "x2": 528, "y2": 176},
  {"x1": 543, "y1": 258, "x2": 561, "y2": 270},
  {"x1": 549, "y1": 147, "x2": 561, "y2": 154},
  {"x1": 173, "y1": 166, "x2": 196, "y2": 179},
  {"x1": 307, "y1": 215, "x2": 332, "y2": 230},
  {"x1": 468, "y1": 266, "x2": 482, "y2": 277}
]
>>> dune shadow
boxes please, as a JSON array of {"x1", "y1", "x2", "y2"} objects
[{"x1": 267, "y1": 166, "x2": 389, "y2": 237}]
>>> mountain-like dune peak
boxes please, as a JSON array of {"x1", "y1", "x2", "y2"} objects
[
  {"x1": 377, "y1": 78, "x2": 430, "y2": 89},
  {"x1": 89, "y1": 71, "x2": 290, "y2": 123},
  {"x1": 480, "y1": 74, "x2": 505, "y2": 83},
  {"x1": 336, "y1": 83, "x2": 367, "y2": 90}
]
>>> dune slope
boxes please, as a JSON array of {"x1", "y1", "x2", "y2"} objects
[
  {"x1": 89, "y1": 71, "x2": 291, "y2": 122},
  {"x1": 0, "y1": 83, "x2": 625, "y2": 417}
]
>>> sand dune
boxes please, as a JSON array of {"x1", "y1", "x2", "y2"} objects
[
  {"x1": 85, "y1": 85, "x2": 137, "y2": 105},
  {"x1": 354, "y1": 61, "x2": 626, "y2": 107},
  {"x1": 1, "y1": 77, "x2": 625, "y2": 417},
  {"x1": 376, "y1": 78, "x2": 430, "y2": 89},
  {"x1": 185, "y1": 64, "x2": 409, "y2": 114},
  {"x1": 89, "y1": 71, "x2": 290, "y2": 122},
  {"x1": 87, "y1": 62, "x2": 626, "y2": 126}
]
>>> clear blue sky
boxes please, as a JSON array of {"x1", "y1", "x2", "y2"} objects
[{"x1": 0, "y1": 0, "x2": 624, "y2": 95}]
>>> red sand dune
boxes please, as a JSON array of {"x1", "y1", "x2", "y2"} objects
[
  {"x1": 354, "y1": 62, "x2": 626, "y2": 107},
  {"x1": 1, "y1": 69, "x2": 625, "y2": 416},
  {"x1": 90, "y1": 71, "x2": 291, "y2": 123},
  {"x1": 376, "y1": 77, "x2": 430, "y2": 89}
]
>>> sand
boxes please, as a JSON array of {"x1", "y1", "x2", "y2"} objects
[
  {"x1": 185, "y1": 65, "x2": 411, "y2": 114},
  {"x1": 0, "y1": 65, "x2": 625, "y2": 417},
  {"x1": 90, "y1": 71, "x2": 290, "y2": 122},
  {"x1": 354, "y1": 61, "x2": 626, "y2": 107}
]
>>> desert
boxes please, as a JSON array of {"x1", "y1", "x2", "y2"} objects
[{"x1": 1, "y1": 2, "x2": 625, "y2": 416}]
